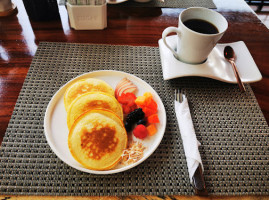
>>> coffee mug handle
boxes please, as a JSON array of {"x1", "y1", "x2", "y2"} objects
[{"x1": 162, "y1": 27, "x2": 182, "y2": 59}]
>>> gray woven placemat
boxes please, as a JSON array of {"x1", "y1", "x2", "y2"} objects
[
  {"x1": 108, "y1": 0, "x2": 216, "y2": 8},
  {"x1": 59, "y1": 0, "x2": 216, "y2": 8},
  {"x1": 0, "y1": 42, "x2": 268, "y2": 196}
]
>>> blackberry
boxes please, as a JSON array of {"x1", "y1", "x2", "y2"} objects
[
  {"x1": 137, "y1": 119, "x2": 147, "y2": 126},
  {"x1": 124, "y1": 121, "x2": 133, "y2": 132},
  {"x1": 126, "y1": 108, "x2": 145, "y2": 124}
]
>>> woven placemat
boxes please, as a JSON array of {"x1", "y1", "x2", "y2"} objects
[
  {"x1": 0, "y1": 42, "x2": 268, "y2": 196},
  {"x1": 59, "y1": 0, "x2": 216, "y2": 8},
  {"x1": 108, "y1": 0, "x2": 216, "y2": 8}
]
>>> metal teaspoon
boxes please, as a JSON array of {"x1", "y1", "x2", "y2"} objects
[{"x1": 224, "y1": 46, "x2": 246, "y2": 92}]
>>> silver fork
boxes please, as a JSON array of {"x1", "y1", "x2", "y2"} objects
[
  {"x1": 174, "y1": 89, "x2": 184, "y2": 103},
  {"x1": 174, "y1": 89, "x2": 208, "y2": 196}
]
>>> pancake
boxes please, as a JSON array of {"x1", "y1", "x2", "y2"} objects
[
  {"x1": 67, "y1": 92, "x2": 123, "y2": 129},
  {"x1": 64, "y1": 78, "x2": 114, "y2": 111},
  {"x1": 83, "y1": 109, "x2": 124, "y2": 127},
  {"x1": 68, "y1": 109, "x2": 127, "y2": 170}
]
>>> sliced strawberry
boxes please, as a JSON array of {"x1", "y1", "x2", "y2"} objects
[
  {"x1": 118, "y1": 93, "x2": 137, "y2": 114},
  {"x1": 123, "y1": 105, "x2": 132, "y2": 114},
  {"x1": 118, "y1": 93, "x2": 136, "y2": 104},
  {"x1": 122, "y1": 103, "x2": 137, "y2": 114}
]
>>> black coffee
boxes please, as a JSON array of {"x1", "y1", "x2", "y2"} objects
[{"x1": 183, "y1": 19, "x2": 219, "y2": 34}]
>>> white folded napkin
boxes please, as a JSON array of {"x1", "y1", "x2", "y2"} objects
[{"x1": 174, "y1": 97, "x2": 203, "y2": 183}]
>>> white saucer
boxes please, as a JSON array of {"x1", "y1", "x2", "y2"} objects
[{"x1": 158, "y1": 35, "x2": 262, "y2": 83}]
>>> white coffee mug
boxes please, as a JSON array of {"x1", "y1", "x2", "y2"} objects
[{"x1": 162, "y1": 7, "x2": 228, "y2": 64}]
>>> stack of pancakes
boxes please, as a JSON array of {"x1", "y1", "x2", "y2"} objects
[{"x1": 64, "y1": 78, "x2": 127, "y2": 171}]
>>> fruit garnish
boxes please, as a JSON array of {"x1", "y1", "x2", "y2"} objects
[
  {"x1": 135, "y1": 92, "x2": 158, "y2": 117},
  {"x1": 115, "y1": 78, "x2": 137, "y2": 99},
  {"x1": 124, "y1": 108, "x2": 145, "y2": 132},
  {"x1": 142, "y1": 107, "x2": 156, "y2": 117},
  {"x1": 146, "y1": 124, "x2": 157, "y2": 136},
  {"x1": 125, "y1": 108, "x2": 145, "y2": 124},
  {"x1": 137, "y1": 119, "x2": 147, "y2": 126},
  {"x1": 118, "y1": 92, "x2": 136, "y2": 104},
  {"x1": 147, "y1": 114, "x2": 160, "y2": 123},
  {"x1": 144, "y1": 97, "x2": 158, "y2": 111},
  {"x1": 134, "y1": 96, "x2": 146, "y2": 107},
  {"x1": 133, "y1": 124, "x2": 148, "y2": 139},
  {"x1": 124, "y1": 121, "x2": 133, "y2": 132},
  {"x1": 118, "y1": 92, "x2": 137, "y2": 114},
  {"x1": 143, "y1": 92, "x2": 153, "y2": 99}
]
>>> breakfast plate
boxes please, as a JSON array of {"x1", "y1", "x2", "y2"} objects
[
  {"x1": 44, "y1": 70, "x2": 166, "y2": 174},
  {"x1": 107, "y1": 0, "x2": 128, "y2": 4}
]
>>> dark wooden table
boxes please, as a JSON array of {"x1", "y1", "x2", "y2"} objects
[{"x1": 0, "y1": 0, "x2": 268, "y2": 199}]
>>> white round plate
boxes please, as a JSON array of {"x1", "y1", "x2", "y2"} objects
[
  {"x1": 44, "y1": 70, "x2": 166, "y2": 174},
  {"x1": 107, "y1": 0, "x2": 128, "y2": 4}
]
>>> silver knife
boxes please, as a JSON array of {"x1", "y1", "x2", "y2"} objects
[
  {"x1": 193, "y1": 164, "x2": 208, "y2": 195},
  {"x1": 175, "y1": 89, "x2": 208, "y2": 196}
]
